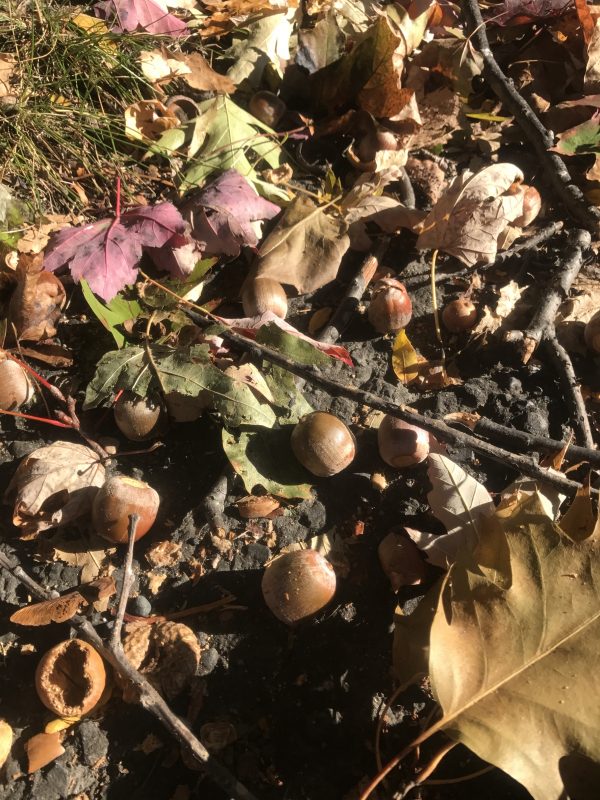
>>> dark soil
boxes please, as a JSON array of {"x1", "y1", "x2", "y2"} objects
[{"x1": 0, "y1": 234, "x2": 589, "y2": 800}]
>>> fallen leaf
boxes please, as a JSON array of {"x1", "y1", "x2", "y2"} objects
[
  {"x1": 44, "y1": 202, "x2": 186, "y2": 301},
  {"x1": 297, "y1": 11, "x2": 345, "y2": 73},
  {"x1": 551, "y1": 113, "x2": 600, "y2": 155},
  {"x1": 50, "y1": 531, "x2": 112, "y2": 582},
  {"x1": 227, "y1": 12, "x2": 293, "y2": 87},
  {"x1": 417, "y1": 164, "x2": 527, "y2": 266},
  {"x1": 147, "y1": 570, "x2": 168, "y2": 594},
  {"x1": 80, "y1": 280, "x2": 141, "y2": 348},
  {"x1": 25, "y1": 732, "x2": 65, "y2": 773},
  {"x1": 251, "y1": 196, "x2": 349, "y2": 294},
  {"x1": 4, "y1": 442, "x2": 105, "y2": 537},
  {"x1": 471, "y1": 280, "x2": 526, "y2": 339},
  {"x1": 391, "y1": 329, "x2": 420, "y2": 384},
  {"x1": 125, "y1": 99, "x2": 180, "y2": 142},
  {"x1": 559, "y1": 478, "x2": 596, "y2": 541},
  {"x1": 0, "y1": 720, "x2": 12, "y2": 769},
  {"x1": 8, "y1": 253, "x2": 66, "y2": 342},
  {"x1": 10, "y1": 592, "x2": 86, "y2": 626},
  {"x1": 495, "y1": 0, "x2": 572, "y2": 25},
  {"x1": 94, "y1": 0, "x2": 188, "y2": 36},
  {"x1": 141, "y1": 48, "x2": 235, "y2": 92},
  {"x1": 0, "y1": 55, "x2": 16, "y2": 99},
  {"x1": 146, "y1": 540, "x2": 182, "y2": 567}
]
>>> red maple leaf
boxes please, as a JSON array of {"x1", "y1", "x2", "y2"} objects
[{"x1": 94, "y1": 0, "x2": 188, "y2": 36}]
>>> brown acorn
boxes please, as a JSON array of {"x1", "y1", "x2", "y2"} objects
[
  {"x1": 248, "y1": 91, "x2": 286, "y2": 128},
  {"x1": 0, "y1": 354, "x2": 33, "y2": 411},
  {"x1": 114, "y1": 391, "x2": 167, "y2": 441},
  {"x1": 35, "y1": 639, "x2": 106, "y2": 717},
  {"x1": 291, "y1": 412, "x2": 356, "y2": 477},
  {"x1": 368, "y1": 279, "x2": 412, "y2": 334},
  {"x1": 442, "y1": 298, "x2": 478, "y2": 333},
  {"x1": 261, "y1": 549, "x2": 336, "y2": 624},
  {"x1": 241, "y1": 277, "x2": 287, "y2": 319},
  {"x1": 378, "y1": 531, "x2": 427, "y2": 591},
  {"x1": 584, "y1": 310, "x2": 600, "y2": 354},
  {"x1": 513, "y1": 185, "x2": 541, "y2": 227},
  {"x1": 377, "y1": 415, "x2": 430, "y2": 468},
  {"x1": 356, "y1": 129, "x2": 399, "y2": 163},
  {"x1": 92, "y1": 475, "x2": 159, "y2": 544}
]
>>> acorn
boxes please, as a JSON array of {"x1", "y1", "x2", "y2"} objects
[
  {"x1": 513, "y1": 184, "x2": 541, "y2": 227},
  {"x1": 35, "y1": 639, "x2": 106, "y2": 718},
  {"x1": 377, "y1": 415, "x2": 430, "y2": 468},
  {"x1": 114, "y1": 391, "x2": 167, "y2": 441},
  {"x1": 241, "y1": 277, "x2": 287, "y2": 319},
  {"x1": 378, "y1": 531, "x2": 427, "y2": 591},
  {"x1": 248, "y1": 91, "x2": 286, "y2": 128},
  {"x1": 235, "y1": 495, "x2": 281, "y2": 519},
  {"x1": 291, "y1": 412, "x2": 356, "y2": 477},
  {"x1": 0, "y1": 355, "x2": 34, "y2": 411},
  {"x1": 441, "y1": 298, "x2": 478, "y2": 333},
  {"x1": 368, "y1": 278, "x2": 412, "y2": 334},
  {"x1": 92, "y1": 475, "x2": 159, "y2": 544},
  {"x1": 261, "y1": 549, "x2": 336, "y2": 624},
  {"x1": 356, "y1": 129, "x2": 399, "y2": 163},
  {"x1": 584, "y1": 310, "x2": 600, "y2": 354}
]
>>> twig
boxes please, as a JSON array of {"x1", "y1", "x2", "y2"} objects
[
  {"x1": 460, "y1": 0, "x2": 600, "y2": 233},
  {"x1": 318, "y1": 238, "x2": 389, "y2": 344},
  {"x1": 181, "y1": 305, "x2": 596, "y2": 496},
  {"x1": 200, "y1": 468, "x2": 231, "y2": 532},
  {"x1": 0, "y1": 552, "x2": 259, "y2": 800},
  {"x1": 110, "y1": 513, "x2": 139, "y2": 650},
  {"x1": 397, "y1": 167, "x2": 416, "y2": 209},
  {"x1": 543, "y1": 335, "x2": 595, "y2": 450}
]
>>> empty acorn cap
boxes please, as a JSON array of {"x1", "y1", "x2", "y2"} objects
[{"x1": 35, "y1": 639, "x2": 106, "y2": 718}]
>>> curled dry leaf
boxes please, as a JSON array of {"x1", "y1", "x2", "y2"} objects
[
  {"x1": 25, "y1": 732, "x2": 65, "y2": 774},
  {"x1": 9, "y1": 577, "x2": 116, "y2": 626},
  {"x1": 8, "y1": 253, "x2": 66, "y2": 342},
  {"x1": 125, "y1": 99, "x2": 180, "y2": 142},
  {"x1": 0, "y1": 720, "x2": 12, "y2": 769},
  {"x1": 416, "y1": 164, "x2": 528, "y2": 266},
  {"x1": 140, "y1": 48, "x2": 235, "y2": 92},
  {"x1": 235, "y1": 494, "x2": 281, "y2": 518},
  {"x1": 120, "y1": 621, "x2": 202, "y2": 701},
  {"x1": 4, "y1": 442, "x2": 105, "y2": 537}
]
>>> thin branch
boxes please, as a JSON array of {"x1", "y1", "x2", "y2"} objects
[
  {"x1": 200, "y1": 468, "x2": 231, "y2": 532},
  {"x1": 460, "y1": 0, "x2": 600, "y2": 233},
  {"x1": 111, "y1": 513, "x2": 139, "y2": 650}
]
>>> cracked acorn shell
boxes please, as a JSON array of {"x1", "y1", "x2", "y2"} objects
[
  {"x1": 261, "y1": 549, "x2": 336, "y2": 625},
  {"x1": 291, "y1": 411, "x2": 356, "y2": 477},
  {"x1": 35, "y1": 639, "x2": 106, "y2": 717},
  {"x1": 92, "y1": 475, "x2": 159, "y2": 544}
]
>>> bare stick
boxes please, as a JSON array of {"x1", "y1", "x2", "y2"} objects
[
  {"x1": 200, "y1": 468, "x2": 231, "y2": 532},
  {"x1": 181, "y1": 306, "x2": 595, "y2": 496},
  {"x1": 318, "y1": 238, "x2": 389, "y2": 344},
  {"x1": 544, "y1": 335, "x2": 595, "y2": 450},
  {"x1": 460, "y1": 0, "x2": 600, "y2": 233},
  {"x1": 111, "y1": 513, "x2": 139, "y2": 650},
  {"x1": 0, "y1": 550, "x2": 259, "y2": 800}
]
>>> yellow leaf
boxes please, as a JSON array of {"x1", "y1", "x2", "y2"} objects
[
  {"x1": 70, "y1": 13, "x2": 116, "y2": 54},
  {"x1": 391, "y1": 329, "x2": 419, "y2": 384}
]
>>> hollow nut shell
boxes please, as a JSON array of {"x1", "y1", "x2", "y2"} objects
[
  {"x1": 377, "y1": 415, "x2": 430, "y2": 468},
  {"x1": 262, "y1": 549, "x2": 336, "y2": 625},
  {"x1": 241, "y1": 277, "x2": 287, "y2": 319},
  {"x1": 291, "y1": 411, "x2": 356, "y2": 477},
  {"x1": 367, "y1": 279, "x2": 412, "y2": 334},
  {"x1": 114, "y1": 391, "x2": 167, "y2": 441},
  {"x1": 35, "y1": 639, "x2": 106, "y2": 717},
  {"x1": 0, "y1": 357, "x2": 34, "y2": 411},
  {"x1": 92, "y1": 475, "x2": 159, "y2": 544}
]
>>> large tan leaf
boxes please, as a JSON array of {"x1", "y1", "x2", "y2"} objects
[
  {"x1": 407, "y1": 454, "x2": 494, "y2": 568},
  {"x1": 252, "y1": 196, "x2": 349, "y2": 294},
  {"x1": 416, "y1": 163, "x2": 526, "y2": 266},
  {"x1": 4, "y1": 442, "x2": 105, "y2": 537},
  {"x1": 423, "y1": 493, "x2": 600, "y2": 800}
]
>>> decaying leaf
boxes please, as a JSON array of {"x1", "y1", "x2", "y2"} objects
[
  {"x1": 408, "y1": 492, "x2": 600, "y2": 800},
  {"x1": 227, "y1": 12, "x2": 293, "y2": 87},
  {"x1": 407, "y1": 454, "x2": 494, "y2": 568},
  {"x1": 146, "y1": 540, "x2": 182, "y2": 567},
  {"x1": 94, "y1": 0, "x2": 188, "y2": 36},
  {"x1": 0, "y1": 55, "x2": 16, "y2": 100},
  {"x1": 471, "y1": 279, "x2": 526, "y2": 340},
  {"x1": 251, "y1": 196, "x2": 349, "y2": 294},
  {"x1": 10, "y1": 592, "x2": 85, "y2": 626},
  {"x1": 417, "y1": 163, "x2": 527, "y2": 266},
  {"x1": 8, "y1": 253, "x2": 66, "y2": 342},
  {"x1": 124, "y1": 99, "x2": 181, "y2": 142},
  {"x1": 140, "y1": 48, "x2": 235, "y2": 92},
  {"x1": 25, "y1": 731, "x2": 65, "y2": 773},
  {"x1": 4, "y1": 442, "x2": 105, "y2": 537},
  {"x1": 391, "y1": 329, "x2": 419, "y2": 384}
]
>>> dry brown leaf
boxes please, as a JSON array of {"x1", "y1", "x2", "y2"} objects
[
  {"x1": 559, "y1": 478, "x2": 596, "y2": 542},
  {"x1": 0, "y1": 720, "x2": 12, "y2": 769},
  {"x1": 146, "y1": 540, "x2": 182, "y2": 568},
  {"x1": 147, "y1": 570, "x2": 168, "y2": 594},
  {"x1": 346, "y1": 196, "x2": 426, "y2": 251},
  {"x1": 0, "y1": 55, "x2": 16, "y2": 99},
  {"x1": 417, "y1": 164, "x2": 527, "y2": 266},
  {"x1": 25, "y1": 732, "x2": 65, "y2": 774},
  {"x1": 223, "y1": 363, "x2": 274, "y2": 404},
  {"x1": 252, "y1": 196, "x2": 349, "y2": 293},
  {"x1": 8, "y1": 253, "x2": 66, "y2": 342},
  {"x1": 50, "y1": 532, "x2": 112, "y2": 582},
  {"x1": 10, "y1": 592, "x2": 86, "y2": 626},
  {"x1": 471, "y1": 280, "x2": 526, "y2": 340},
  {"x1": 140, "y1": 48, "x2": 235, "y2": 92},
  {"x1": 4, "y1": 442, "x2": 105, "y2": 537},
  {"x1": 124, "y1": 100, "x2": 180, "y2": 142}
]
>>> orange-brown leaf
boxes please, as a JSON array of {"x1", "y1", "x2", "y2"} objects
[{"x1": 10, "y1": 591, "x2": 85, "y2": 626}]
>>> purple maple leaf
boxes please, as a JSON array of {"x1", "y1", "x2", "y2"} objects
[
  {"x1": 44, "y1": 203, "x2": 186, "y2": 301},
  {"x1": 180, "y1": 169, "x2": 281, "y2": 258},
  {"x1": 94, "y1": 0, "x2": 187, "y2": 36}
]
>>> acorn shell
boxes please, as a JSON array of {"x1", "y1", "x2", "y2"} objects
[
  {"x1": 368, "y1": 279, "x2": 412, "y2": 334},
  {"x1": 35, "y1": 639, "x2": 106, "y2": 717},
  {"x1": 377, "y1": 415, "x2": 430, "y2": 468},
  {"x1": 262, "y1": 549, "x2": 336, "y2": 625},
  {"x1": 114, "y1": 392, "x2": 167, "y2": 441},
  {"x1": 92, "y1": 475, "x2": 159, "y2": 544},
  {"x1": 291, "y1": 412, "x2": 356, "y2": 477},
  {"x1": 0, "y1": 357, "x2": 34, "y2": 411}
]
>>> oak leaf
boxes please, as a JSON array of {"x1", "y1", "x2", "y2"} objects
[{"x1": 8, "y1": 253, "x2": 66, "y2": 342}]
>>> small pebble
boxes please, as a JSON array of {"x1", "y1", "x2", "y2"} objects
[{"x1": 127, "y1": 595, "x2": 152, "y2": 616}]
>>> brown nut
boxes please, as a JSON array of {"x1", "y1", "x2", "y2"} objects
[
  {"x1": 356, "y1": 130, "x2": 399, "y2": 163},
  {"x1": 241, "y1": 277, "x2": 287, "y2": 319},
  {"x1": 92, "y1": 475, "x2": 159, "y2": 544},
  {"x1": 378, "y1": 531, "x2": 427, "y2": 591},
  {"x1": 235, "y1": 495, "x2": 281, "y2": 518},
  {"x1": 368, "y1": 278, "x2": 412, "y2": 334},
  {"x1": 248, "y1": 91, "x2": 286, "y2": 128},
  {"x1": 35, "y1": 639, "x2": 106, "y2": 717},
  {"x1": 584, "y1": 310, "x2": 600, "y2": 354},
  {"x1": 377, "y1": 415, "x2": 430, "y2": 468},
  {"x1": 441, "y1": 298, "x2": 478, "y2": 333},
  {"x1": 262, "y1": 549, "x2": 336, "y2": 624},
  {"x1": 0, "y1": 354, "x2": 33, "y2": 411},
  {"x1": 114, "y1": 391, "x2": 167, "y2": 441},
  {"x1": 513, "y1": 184, "x2": 541, "y2": 227},
  {"x1": 291, "y1": 411, "x2": 356, "y2": 477}
]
